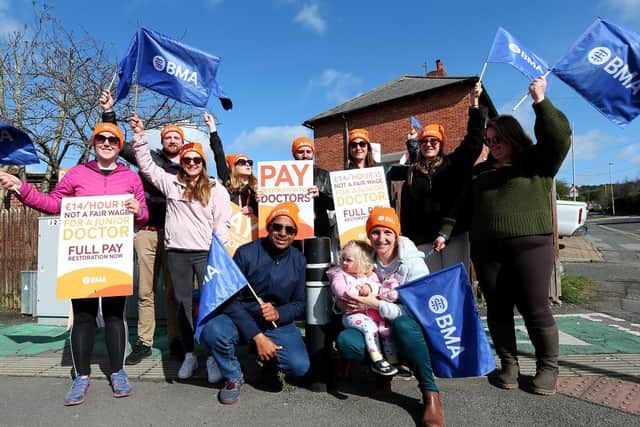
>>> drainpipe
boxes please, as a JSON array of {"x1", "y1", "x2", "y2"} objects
[{"x1": 342, "y1": 113, "x2": 349, "y2": 169}]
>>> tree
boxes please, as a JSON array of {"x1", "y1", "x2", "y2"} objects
[{"x1": 0, "y1": 3, "x2": 194, "y2": 195}]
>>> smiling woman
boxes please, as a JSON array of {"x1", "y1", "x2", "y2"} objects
[{"x1": 130, "y1": 112, "x2": 231, "y2": 381}]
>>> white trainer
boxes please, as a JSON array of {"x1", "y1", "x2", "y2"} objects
[
  {"x1": 206, "y1": 356, "x2": 223, "y2": 384},
  {"x1": 178, "y1": 352, "x2": 198, "y2": 379}
]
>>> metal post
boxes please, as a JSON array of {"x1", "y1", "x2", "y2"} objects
[
  {"x1": 608, "y1": 162, "x2": 616, "y2": 216},
  {"x1": 571, "y1": 122, "x2": 576, "y2": 201}
]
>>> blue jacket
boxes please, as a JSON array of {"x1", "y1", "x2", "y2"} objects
[{"x1": 223, "y1": 238, "x2": 306, "y2": 340}]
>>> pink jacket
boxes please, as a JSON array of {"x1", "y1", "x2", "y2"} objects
[
  {"x1": 133, "y1": 132, "x2": 230, "y2": 251},
  {"x1": 17, "y1": 160, "x2": 148, "y2": 227}
]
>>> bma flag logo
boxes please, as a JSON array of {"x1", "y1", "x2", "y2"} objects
[
  {"x1": 428, "y1": 295, "x2": 448, "y2": 314},
  {"x1": 588, "y1": 47, "x2": 612, "y2": 65},
  {"x1": 152, "y1": 56, "x2": 166, "y2": 72},
  {"x1": 508, "y1": 43, "x2": 521, "y2": 54}
]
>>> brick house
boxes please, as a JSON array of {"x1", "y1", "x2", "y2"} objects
[{"x1": 303, "y1": 73, "x2": 498, "y2": 171}]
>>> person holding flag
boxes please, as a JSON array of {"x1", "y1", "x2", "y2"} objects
[
  {"x1": 130, "y1": 113, "x2": 231, "y2": 381},
  {"x1": 200, "y1": 202, "x2": 310, "y2": 405},
  {"x1": 389, "y1": 82, "x2": 484, "y2": 273},
  {"x1": 0, "y1": 122, "x2": 148, "y2": 406},
  {"x1": 335, "y1": 207, "x2": 444, "y2": 427},
  {"x1": 204, "y1": 112, "x2": 259, "y2": 216},
  {"x1": 99, "y1": 89, "x2": 183, "y2": 365},
  {"x1": 463, "y1": 76, "x2": 571, "y2": 396}
]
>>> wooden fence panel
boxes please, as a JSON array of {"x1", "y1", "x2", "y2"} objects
[{"x1": 0, "y1": 208, "x2": 39, "y2": 310}]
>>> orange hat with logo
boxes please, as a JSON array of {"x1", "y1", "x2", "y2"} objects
[
  {"x1": 226, "y1": 153, "x2": 249, "y2": 170},
  {"x1": 92, "y1": 123, "x2": 125, "y2": 150},
  {"x1": 348, "y1": 128, "x2": 370, "y2": 143},
  {"x1": 366, "y1": 206, "x2": 401, "y2": 237},
  {"x1": 291, "y1": 136, "x2": 315, "y2": 157},
  {"x1": 179, "y1": 142, "x2": 206, "y2": 163},
  {"x1": 161, "y1": 124, "x2": 185, "y2": 141},
  {"x1": 266, "y1": 201, "x2": 300, "y2": 232},
  {"x1": 419, "y1": 124, "x2": 445, "y2": 145}
]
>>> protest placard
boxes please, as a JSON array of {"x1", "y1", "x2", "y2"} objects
[
  {"x1": 329, "y1": 166, "x2": 390, "y2": 247},
  {"x1": 257, "y1": 160, "x2": 314, "y2": 239},
  {"x1": 57, "y1": 194, "x2": 134, "y2": 299},
  {"x1": 225, "y1": 202, "x2": 258, "y2": 255}
]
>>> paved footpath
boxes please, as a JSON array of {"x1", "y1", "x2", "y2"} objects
[{"x1": 0, "y1": 235, "x2": 638, "y2": 425}]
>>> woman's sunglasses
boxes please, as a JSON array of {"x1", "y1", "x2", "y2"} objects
[
  {"x1": 182, "y1": 157, "x2": 203, "y2": 165},
  {"x1": 235, "y1": 159, "x2": 254, "y2": 166},
  {"x1": 484, "y1": 136, "x2": 506, "y2": 147},
  {"x1": 94, "y1": 134, "x2": 120, "y2": 145},
  {"x1": 270, "y1": 223, "x2": 297, "y2": 235},
  {"x1": 419, "y1": 138, "x2": 440, "y2": 146},
  {"x1": 349, "y1": 141, "x2": 368, "y2": 149}
]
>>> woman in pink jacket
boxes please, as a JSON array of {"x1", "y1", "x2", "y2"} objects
[
  {"x1": 0, "y1": 122, "x2": 148, "y2": 406},
  {"x1": 130, "y1": 113, "x2": 231, "y2": 380}
]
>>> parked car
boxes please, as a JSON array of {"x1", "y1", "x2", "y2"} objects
[{"x1": 556, "y1": 200, "x2": 588, "y2": 237}]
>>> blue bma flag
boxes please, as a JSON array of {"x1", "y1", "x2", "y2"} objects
[
  {"x1": 115, "y1": 32, "x2": 138, "y2": 103},
  {"x1": 194, "y1": 235, "x2": 248, "y2": 342},
  {"x1": 487, "y1": 27, "x2": 550, "y2": 81},
  {"x1": 397, "y1": 263, "x2": 495, "y2": 378},
  {"x1": 410, "y1": 115, "x2": 424, "y2": 131},
  {"x1": 115, "y1": 27, "x2": 232, "y2": 110},
  {"x1": 0, "y1": 122, "x2": 39, "y2": 165},
  {"x1": 553, "y1": 18, "x2": 640, "y2": 127}
]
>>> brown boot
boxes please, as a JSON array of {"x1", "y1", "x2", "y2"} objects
[
  {"x1": 422, "y1": 391, "x2": 445, "y2": 427},
  {"x1": 523, "y1": 325, "x2": 559, "y2": 396},
  {"x1": 487, "y1": 321, "x2": 519, "y2": 390}
]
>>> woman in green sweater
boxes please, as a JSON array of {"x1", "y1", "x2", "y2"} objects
[{"x1": 468, "y1": 76, "x2": 571, "y2": 396}]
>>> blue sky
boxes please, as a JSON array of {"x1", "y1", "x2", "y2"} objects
[{"x1": 2, "y1": 0, "x2": 640, "y2": 187}]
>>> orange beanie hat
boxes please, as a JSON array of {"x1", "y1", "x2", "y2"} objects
[
  {"x1": 179, "y1": 142, "x2": 206, "y2": 163},
  {"x1": 161, "y1": 124, "x2": 185, "y2": 141},
  {"x1": 226, "y1": 153, "x2": 249, "y2": 170},
  {"x1": 419, "y1": 124, "x2": 445, "y2": 145},
  {"x1": 92, "y1": 123, "x2": 125, "y2": 150},
  {"x1": 266, "y1": 201, "x2": 300, "y2": 232},
  {"x1": 366, "y1": 206, "x2": 401, "y2": 237},
  {"x1": 291, "y1": 136, "x2": 315, "y2": 157},
  {"x1": 348, "y1": 128, "x2": 370, "y2": 143}
]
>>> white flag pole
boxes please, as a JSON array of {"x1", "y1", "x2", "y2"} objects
[
  {"x1": 107, "y1": 70, "x2": 118, "y2": 92},
  {"x1": 478, "y1": 62, "x2": 488, "y2": 82},
  {"x1": 246, "y1": 283, "x2": 278, "y2": 328},
  {"x1": 513, "y1": 70, "x2": 552, "y2": 111}
]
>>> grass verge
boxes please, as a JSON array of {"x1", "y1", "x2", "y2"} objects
[{"x1": 561, "y1": 275, "x2": 597, "y2": 304}]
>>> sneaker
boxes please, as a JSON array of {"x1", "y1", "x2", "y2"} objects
[
  {"x1": 110, "y1": 369, "x2": 132, "y2": 398},
  {"x1": 395, "y1": 364, "x2": 414, "y2": 379},
  {"x1": 218, "y1": 379, "x2": 243, "y2": 405},
  {"x1": 64, "y1": 376, "x2": 90, "y2": 406},
  {"x1": 207, "y1": 356, "x2": 223, "y2": 384},
  {"x1": 125, "y1": 341, "x2": 152, "y2": 365},
  {"x1": 371, "y1": 359, "x2": 398, "y2": 376},
  {"x1": 178, "y1": 352, "x2": 198, "y2": 379}
]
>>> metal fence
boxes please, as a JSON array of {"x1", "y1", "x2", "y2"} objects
[{"x1": 0, "y1": 208, "x2": 39, "y2": 310}]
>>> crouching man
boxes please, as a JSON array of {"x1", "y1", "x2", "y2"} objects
[{"x1": 201, "y1": 201, "x2": 310, "y2": 404}]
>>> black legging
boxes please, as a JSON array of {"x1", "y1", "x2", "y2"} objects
[
  {"x1": 166, "y1": 250, "x2": 208, "y2": 353},
  {"x1": 471, "y1": 234, "x2": 555, "y2": 330},
  {"x1": 70, "y1": 296, "x2": 127, "y2": 377}
]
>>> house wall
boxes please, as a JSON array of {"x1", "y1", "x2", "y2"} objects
[{"x1": 311, "y1": 83, "x2": 489, "y2": 171}]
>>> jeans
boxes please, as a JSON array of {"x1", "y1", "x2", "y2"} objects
[
  {"x1": 336, "y1": 315, "x2": 439, "y2": 392},
  {"x1": 202, "y1": 314, "x2": 310, "y2": 381}
]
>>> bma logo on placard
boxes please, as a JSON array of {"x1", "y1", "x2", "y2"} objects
[
  {"x1": 151, "y1": 55, "x2": 199, "y2": 86},
  {"x1": 428, "y1": 295, "x2": 464, "y2": 359},
  {"x1": 588, "y1": 46, "x2": 640, "y2": 95}
]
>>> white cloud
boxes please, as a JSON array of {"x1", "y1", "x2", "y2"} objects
[
  {"x1": 230, "y1": 125, "x2": 311, "y2": 155},
  {"x1": 309, "y1": 68, "x2": 362, "y2": 103},
  {"x1": 0, "y1": 0, "x2": 20, "y2": 37},
  {"x1": 572, "y1": 129, "x2": 607, "y2": 160},
  {"x1": 616, "y1": 143, "x2": 640, "y2": 164},
  {"x1": 601, "y1": 0, "x2": 640, "y2": 18},
  {"x1": 294, "y1": 3, "x2": 326, "y2": 34}
]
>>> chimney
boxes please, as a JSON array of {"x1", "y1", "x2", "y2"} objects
[{"x1": 426, "y1": 59, "x2": 447, "y2": 77}]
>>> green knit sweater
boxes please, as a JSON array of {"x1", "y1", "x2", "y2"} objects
[{"x1": 466, "y1": 98, "x2": 571, "y2": 242}]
